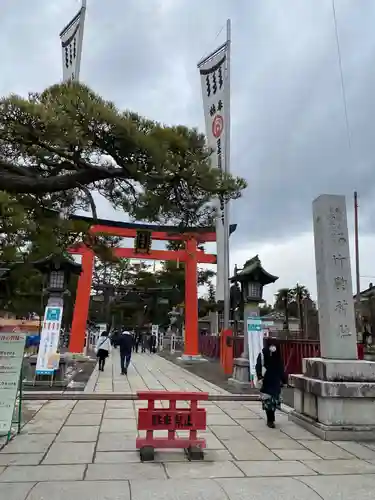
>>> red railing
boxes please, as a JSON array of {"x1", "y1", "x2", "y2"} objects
[
  {"x1": 273, "y1": 339, "x2": 364, "y2": 374},
  {"x1": 199, "y1": 335, "x2": 243, "y2": 359},
  {"x1": 276, "y1": 340, "x2": 320, "y2": 374},
  {"x1": 199, "y1": 334, "x2": 364, "y2": 375},
  {"x1": 199, "y1": 335, "x2": 220, "y2": 358}
]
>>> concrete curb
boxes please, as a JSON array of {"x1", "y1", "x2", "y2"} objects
[{"x1": 21, "y1": 391, "x2": 261, "y2": 401}]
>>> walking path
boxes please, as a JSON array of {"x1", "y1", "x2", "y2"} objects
[
  {"x1": 84, "y1": 349, "x2": 227, "y2": 394},
  {"x1": 1, "y1": 351, "x2": 375, "y2": 499}
]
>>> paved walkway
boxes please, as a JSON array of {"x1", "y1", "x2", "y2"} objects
[
  {"x1": 84, "y1": 350, "x2": 227, "y2": 394},
  {"x1": 1, "y1": 351, "x2": 375, "y2": 499}
]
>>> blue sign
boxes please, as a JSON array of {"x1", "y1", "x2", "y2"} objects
[
  {"x1": 46, "y1": 307, "x2": 61, "y2": 322},
  {"x1": 247, "y1": 316, "x2": 262, "y2": 332}
]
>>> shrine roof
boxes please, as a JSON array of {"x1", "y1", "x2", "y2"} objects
[
  {"x1": 260, "y1": 310, "x2": 298, "y2": 322},
  {"x1": 357, "y1": 283, "x2": 375, "y2": 299},
  {"x1": 231, "y1": 255, "x2": 279, "y2": 286},
  {"x1": 32, "y1": 254, "x2": 82, "y2": 275},
  {"x1": 69, "y1": 214, "x2": 237, "y2": 237},
  {"x1": 0, "y1": 255, "x2": 82, "y2": 281}
]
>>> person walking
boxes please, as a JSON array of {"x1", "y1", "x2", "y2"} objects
[
  {"x1": 149, "y1": 332, "x2": 157, "y2": 354},
  {"x1": 95, "y1": 331, "x2": 111, "y2": 372},
  {"x1": 141, "y1": 332, "x2": 147, "y2": 353},
  {"x1": 256, "y1": 342, "x2": 286, "y2": 428},
  {"x1": 118, "y1": 330, "x2": 133, "y2": 375},
  {"x1": 134, "y1": 331, "x2": 141, "y2": 353}
]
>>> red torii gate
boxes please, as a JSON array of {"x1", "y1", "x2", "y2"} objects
[{"x1": 67, "y1": 215, "x2": 236, "y2": 358}]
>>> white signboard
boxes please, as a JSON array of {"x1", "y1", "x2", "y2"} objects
[
  {"x1": 36, "y1": 302, "x2": 63, "y2": 375},
  {"x1": 247, "y1": 317, "x2": 264, "y2": 379},
  {"x1": 198, "y1": 42, "x2": 229, "y2": 302},
  {"x1": 158, "y1": 332, "x2": 164, "y2": 352},
  {"x1": 0, "y1": 333, "x2": 26, "y2": 435},
  {"x1": 151, "y1": 324, "x2": 159, "y2": 348},
  {"x1": 262, "y1": 320, "x2": 274, "y2": 338}
]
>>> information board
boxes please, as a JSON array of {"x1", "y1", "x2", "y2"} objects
[
  {"x1": 36, "y1": 298, "x2": 63, "y2": 375},
  {"x1": 0, "y1": 333, "x2": 26, "y2": 435}
]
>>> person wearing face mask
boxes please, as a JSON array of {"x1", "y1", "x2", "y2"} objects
[{"x1": 256, "y1": 342, "x2": 286, "y2": 428}]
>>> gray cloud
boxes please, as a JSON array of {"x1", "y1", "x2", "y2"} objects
[{"x1": 2, "y1": 0, "x2": 375, "y2": 248}]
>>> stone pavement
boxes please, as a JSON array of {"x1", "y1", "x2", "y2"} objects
[
  {"x1": 84, "y1": 348, "x2": 227, "y2": 394},
  {"x1": 1, "y1": 351, "x2": 375, "y2": 499}
]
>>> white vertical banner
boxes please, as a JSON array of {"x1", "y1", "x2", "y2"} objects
[
  {"x1": 247, "y1": 316, "x2": 264, "y2": 380},
  {"x1": 198, "y1": 40, "x2": 229, "y2": 303},
  {"x1": 0, "y1": 333, "x2": 26, "y2": 435},
  {"x1": 60, "y1": 1, "x2": 86, "y2": 82},
  {"x1": 36, "y1": 297, "x2": 63, "y2": 375}
]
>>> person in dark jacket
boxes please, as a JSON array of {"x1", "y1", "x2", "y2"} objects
[
  {"x1": 134, "y1": 331, "x2": 141, "y2": 353},
  {"x1": 256, "y1": 343, "x2": 286, "y2": 428},
  {"x1": 150, "y1": 333, "x2": 157, "y2": 354},
  {"x1": 141, "y1": 332, "x2": 147, "y2": 353},
  {"x1": 118, "y1": 330, "x2": 133, "y2": 375}
]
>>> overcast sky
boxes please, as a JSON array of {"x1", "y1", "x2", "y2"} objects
[{"x1": 2, "y1": 0, "x2": 375, "y2": 304}]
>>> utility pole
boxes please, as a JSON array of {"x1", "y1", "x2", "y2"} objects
[{"x1": 354, "y1": 191, "x2": 361, "y2": 338}]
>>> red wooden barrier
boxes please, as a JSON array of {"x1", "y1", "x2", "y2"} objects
[{"x1": 136, "y1": 391, "x2": 208, "y2": 461}]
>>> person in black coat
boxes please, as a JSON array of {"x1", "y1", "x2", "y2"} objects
[
  {"x1": 256, "y1": 343, "x2": 286, "y2": 428},
  {"x1": 117, "y1": 330, "x2": 133, "y2": 375},
  {"x1": 149, "y1": 333, "x2": 157, "y2": 354}
]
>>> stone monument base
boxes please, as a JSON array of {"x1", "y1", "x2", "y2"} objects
[
  {"x1": 289, "y1": 357, "x2": 375, "y2": 441},
  {"x1": 228, "y1": 357, "x2": 253, "y2": 389},
  {"x1": 177, "y1": 354, "x2": 208, "y2": 363}
]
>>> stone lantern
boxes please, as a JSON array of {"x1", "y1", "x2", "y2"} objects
[
  {"x1": 33, "y1": 254, "x2": 82, "y2": 297},
  {"x1": 229, "y1": 255, "x2": 278, "y2": 387},
  {"x1": 25, "y1": 255, "x2": 82, "y2": 383},
  {"x1": 33, "y1": 254, "x2": 82, "y2": 343}
]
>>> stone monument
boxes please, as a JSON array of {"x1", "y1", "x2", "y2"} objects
[
  {"x1": 289, "y1": 194, "x2": 375, "y2": 440},
  {"x1": 228, "y1": 256, "x2": 278, "y2": 388},
  {"x1": 167, "y1": 306, "x2": 182, "y2": 335}
]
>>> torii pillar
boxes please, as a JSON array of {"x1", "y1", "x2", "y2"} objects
[
  {"x1": 180, "y1": 236, "x2": 201, "y2": 360},
  {"x1": 69, "y1": 249, "x2": 94, "y2": 353}
]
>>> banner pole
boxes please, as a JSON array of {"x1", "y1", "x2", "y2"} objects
[{"x1": 223, "y1": 19, "x2": 231, "y2": 331}]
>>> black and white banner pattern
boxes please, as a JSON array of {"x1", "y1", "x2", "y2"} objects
[{"x1": 60, "y1": 8, "x2": 85, "y2": 82}]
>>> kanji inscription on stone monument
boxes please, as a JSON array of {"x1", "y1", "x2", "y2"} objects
[{"x1": 313, "y1": 194, "x2": 357, "y2": 359}]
